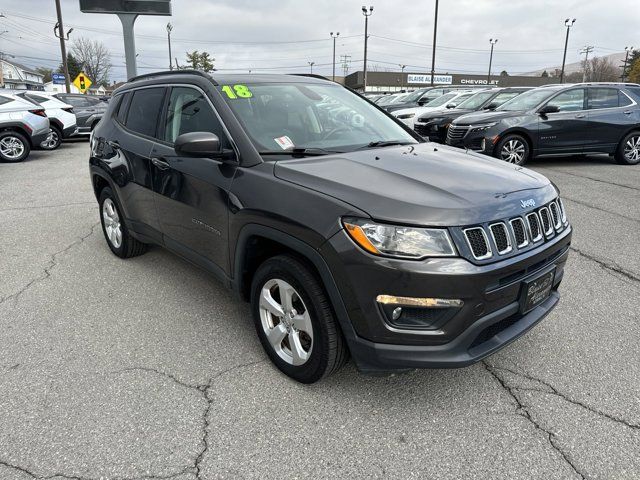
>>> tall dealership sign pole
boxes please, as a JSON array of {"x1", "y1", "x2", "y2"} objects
[
  {"x1": 167, "y1": 23, "x2": 173, "y2": 70},
  {"x1": 560, "y1": 18, "x2": 576, "y2": 84},
  {"x1": 361, "y1": 6, "x2": 373, "y2": 92},
  {"x1": 487, "y1": 38, "x2": 498, "y2": 84},
  {"x1": 79, "y1": 1, "x2": 172, "y2": 80},
  {"x1": 430, "y1": 0, "x2": 439, "y2": 86}
]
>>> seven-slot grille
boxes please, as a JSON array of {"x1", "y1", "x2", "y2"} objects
[
  {"x1": 462, "y1": 199, "x2": 568, "y2": 261},
  {"x1": 446, "y1": 125, "x2": 469, "y2": 140}
]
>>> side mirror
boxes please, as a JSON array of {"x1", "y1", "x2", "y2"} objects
[
  {"x1": 417, "y1": 99, "x2": 428, "y2": 106},
  {"x1": 484, "y1": 102, "x2": 498, "y2": 110},
  {"x1": 446, "y1": 103, "x2": 456, "y2": 109},
  {"x1": 175, "y1": 132, "x2": 224, "y2": 158},
  {"x1": 538, "y1": 104, "x2": 560, "y2": 115}
]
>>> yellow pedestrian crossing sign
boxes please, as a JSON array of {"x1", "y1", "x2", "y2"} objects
[{"x1": 73, "y1": 72, "x2": 92, "y2": 94}]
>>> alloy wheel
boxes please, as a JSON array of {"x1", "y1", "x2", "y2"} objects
[
  {"x1": 500, "y1": 139, "x2": 526, "y2": 164},
  {"x1": 0, "y1": 136, "x2": 25, "y2": 160},
  {"x1": 624, "y1": 135, "x2": 640, "y2": 163},
  {"x1": 102, "y1": 198, "x2": 122, "y2": 249},
  {"x1": 40, "y1": 130, "x2": 60, "y2": 150},
  {"x1": 259, "y1": 278, "x2": 314, "y2": 366}
]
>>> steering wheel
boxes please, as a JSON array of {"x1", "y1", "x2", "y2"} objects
[{"x1": 321, "y1": 126, "x2": 353, "y2": 141}]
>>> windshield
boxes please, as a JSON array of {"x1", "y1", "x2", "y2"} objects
[
  {"x1": 497, "y1": 88, "x2": 557, "y2": 111},
  {"x1": 455, "y1": 91, "x2": 495, "y2": 110},
  {"x1": 400, "y1": 89, "x2": 427, "y2": 103},
  {"x1": 425, "y1": 91, "x2": 458, "y2": 108},
  {"x1": 375, "y1": 95, "x2": 397, "y2": 105},
  {"x1": 219, "y1": 82, "x2": 418, "y2": 154}
]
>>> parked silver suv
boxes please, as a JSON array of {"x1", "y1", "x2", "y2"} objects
[{"x1": 0, "y1": 93, "x2": 50, "y2": 163}]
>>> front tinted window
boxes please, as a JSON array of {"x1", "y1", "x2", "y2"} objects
[
  {"x1": 163, "y1": 87, "x2": 227, "y2": 146},
  {"x1": 402, "y1": 89, "x2": 428, "y2": 103},
  {"x1": 425, "y1": 92, "x2": 457, "y2": 107},
  {"x1": 497, "y1": 89, "x2": 558, "y2": 111},
  {"x1": 456, "y1": 91, "x2": 495, "y2": 109},
  {"x1": 125, "y1": 88, "x2": 165, "y2": 137},
  {"x1": 546, "y1": 89, "x2": 585, "y2": 112},
  {"x1": 218, "y1": 82, "x2": 417, "y2": 153},
  {"x1": 588, "y1": 88, "x2": 619, "y2": 109}
]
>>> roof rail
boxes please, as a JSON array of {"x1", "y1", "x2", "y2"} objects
[
  {"x1": 290, "y1": 73, "x2": 333, "y2": 82},
  {"x1": 128, "y1": 69, "x2": 217, "y2": 84}
]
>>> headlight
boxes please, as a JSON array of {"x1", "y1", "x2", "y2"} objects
[
  {"x1": 343, "y1": 218, "x2": 456, "y2": 259},
  {"x1": 469, "y1": 122, "x2": 498, "y2": 132},
  {"x1": 396, "y1": 113, "x2": 415, "y2": 120},
  {"x1": 418, "y1": 117, "x2": 441, "y2": 124}
]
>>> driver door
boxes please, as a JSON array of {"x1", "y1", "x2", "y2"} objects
[
  {"x1": 150, "y1": 85, "x2": 237, "y2": 277},
  {"x1": 537, "y1": 88, "x2": 588, "y2": 155}
]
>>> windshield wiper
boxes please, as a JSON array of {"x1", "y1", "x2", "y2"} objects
[
  {"x1": 258, "y1": 147, "x2": 343, "y2": 157},
  {"x1": 356, "y1": 140, "x2": 415, "y2": 150}
]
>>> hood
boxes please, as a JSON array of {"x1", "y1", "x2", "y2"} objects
[
  {"x1": 385, "y1": 102, "x2": 418, "y2": 112},
  {"x1": 453, "y1": 110, "x2": 524, "y2": 125},
  {"x1": 274, "y1": 143, "x2": 555, "y2": 226},
  {"x1": 418, "y1": 108, "x2": 473, "y2": 122}
]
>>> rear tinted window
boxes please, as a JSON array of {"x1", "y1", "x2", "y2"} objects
[
  {"x1": 0, "y1": 95, "x2": 14, "y2": 105},
  {"x1": 26, "y1": 94, "x2": 49, "y2": 104},
  {"x1": 115, "y1": 93, "x2": 130, "y2": 123},
  {"x1": 588, "y1": 88, "x2": 619, "y2": 109},
  {"x1": 61, "y1": 96, "x2": 92, "y2": 107},
  {"x1": 124, "y1": 88, "x2": 165, "y2": 137}
]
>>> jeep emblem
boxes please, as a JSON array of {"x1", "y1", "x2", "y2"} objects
[{"x1": 521, "y1": 199, "x2": 536, "y2": 209}]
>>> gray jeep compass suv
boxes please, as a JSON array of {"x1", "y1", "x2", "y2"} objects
[{"x1": 89, "y1": 71, "x2": 572, "y2": 383}]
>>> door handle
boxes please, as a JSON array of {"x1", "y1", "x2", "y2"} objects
[
  {"x1": 623, "y1": 110, "x2": 632, "y2": 115},
  {"x1": 574, "y1": 113, "x2": 586, "y2": 118},
  {"x1": 151, "y1": 157, "x2": 171, "y2": 170}
]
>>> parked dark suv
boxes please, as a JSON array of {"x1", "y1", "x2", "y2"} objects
[
  {"x1": 383, "y1": 85, "x2": 491, "y2": 113},
  {"x1": 414, "y1": 87, "x2": 532, "y2": 142},
  {"x1": 53, "y1": 93, "x2": 108, "y2": 135},
  {"x1": 447, "y1": 83, "x2": 640, "y2": 165},
  {"x1": 89, "y1": 71, "x2": 571, "y2": 383}
]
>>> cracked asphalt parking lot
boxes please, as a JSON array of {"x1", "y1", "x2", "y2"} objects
[{"x1": 1, "y1": 140, "x2": 639, "y2": 480}]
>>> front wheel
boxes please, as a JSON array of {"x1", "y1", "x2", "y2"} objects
[
  {"x1": 0, "y1": 131, "x2": 30, "y2": 163},
  {"x1": 39, "y1": 126, "x2": 62, "y2": 150},
  {"x1": 251, "y1": 255, "x2": 349, "y2": 383},
  {"x1": 495, "y1": 134, "x2": 530, "y2": 165},
  {"x1": 615, "y1": 131, "x2": 640, "y2": 165}
]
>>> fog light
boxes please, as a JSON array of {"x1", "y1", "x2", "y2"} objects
[
  {"x1": 392, "y1": 307, "x2": 403, "y2": 320},
  {"x1": 376, "y1": 295, "x2": 463, "y2": 308},
  {"x1": 481, "y1": 138, "x2": 486, "y2": 151}
]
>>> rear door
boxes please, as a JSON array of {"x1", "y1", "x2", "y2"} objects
[
  {"x1": 110, "y1": 87, "x2": 166, "y2": 237},
  {"x1": 149, "y1": 85, "x2": 237, "y2": 277},
  {"x1": 537, "y1": 88, "x2": 587, "y2": 155},
  {"x1": 585, "y1": 87, "x2": 636, "y2": 153}
]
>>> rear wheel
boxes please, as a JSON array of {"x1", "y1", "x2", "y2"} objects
[
  {"x1": 495, "y1": 134, "x2": 530, "y2": 165},
  {"x1": 98, "y1": 187, "x2": 147, "y2": 258},
  {"x1": 251, "y1": 255, "x2": 348, "y2": 383},
  {"x1": 39, "y1": 125, "x2": 62, "y2": 150},
  {"x1": 615, "y1": 131, "x2": 640, "y2": 165},
  {"x1": 0, "y1": 131, "x2": 30, "y2": 163}
]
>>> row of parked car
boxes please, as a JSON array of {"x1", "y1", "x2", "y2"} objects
[
  {"x1": 368, "y1": 82, "x2": 640, "y2": 165},
  {"x1": 0, "y1": 91, "x2": 107, "y2": 163}
]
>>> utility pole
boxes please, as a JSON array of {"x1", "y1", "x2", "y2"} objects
[
  {"x1": 340, "y1": 54, "x2": 351, "y2": 77},
  {"x1": 308, "y1": 61, "x2": 315, "y2": 74},
  {"x1": 621, "y1": 46, "x2": 634, "y2": 81},
  {"x1": 580, "y1": 45, "x2": 594, "y2": 82},
  {"x1": 54, "y1": 0, "x2": 71, "y2": 93},
  {"x1": 361, "y1": 6, "x2": 373, "y2": 92},
  {"x1": 398, "y1": 64, "x2": 406, "y2": 91},
  {"x1": 487, "y1": 38, "x2": 498, "y2": 84},
  {"x1": 430, "y1": 0, "x2": 439, "y2": 86},
  {"x1": 330, "y1": 32, "x2": 340, "y2": 81},
  {"x1": 166, "y1": 23, "x2": 173, "y2": 70},
  {"x1": 0, "y1": 15, "x2": 6, "y2": 89},
  {"x1": 560, "y1": 18, "x2": 576, "y2": 83}
]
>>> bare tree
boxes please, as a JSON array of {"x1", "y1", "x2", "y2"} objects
[
  {"x1": 70, "y1": 37, "x2": 112, "y2": 87},
  {"x1": 582, "y1": 56, "x2": 620, "y2": 82}
]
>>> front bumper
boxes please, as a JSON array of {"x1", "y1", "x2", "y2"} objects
[
  {"x1": 445, "y1": 128, "x2": 494, "y2": 152},
  {"x1": 322, "y1": 226, "x2": 571, "y2": 372},
  {"x1": 414, "y1": 121, "x2": 448, "y2": 143}
]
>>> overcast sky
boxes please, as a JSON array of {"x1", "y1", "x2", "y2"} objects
[{"x1": 1, "y1": 0, "x2": 637, "y2": 82}]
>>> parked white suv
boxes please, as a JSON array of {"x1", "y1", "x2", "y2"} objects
[
  {"x1": 0, "y1": 93, "x2": 50, "y2": 163},
  {"x1": 15, "y1": 92, "x2": 77, "y2": 150},
  {"x1": 392, "y1": 91, "x2": 475, "y2": 129}
]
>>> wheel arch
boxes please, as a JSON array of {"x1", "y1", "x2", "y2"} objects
[
  {"x1": 492, "y1": 129, "x2": 535, "y2": 158},
  {"x1": 0, "y1": 124, "x2": 34, "y2": 147}
]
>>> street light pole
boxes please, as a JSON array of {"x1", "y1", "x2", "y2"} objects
[
  {"x1": 488, "y1": 38, "x2": 498, "y2": 85},
  {"x1": 622, "y1": 46, "x2": 634, "y2": 81},
  {"x1": 308, "y1": 61, "x2": 315, "y2": 74},
  {"x1": 330, "y1": 32, "x2": 340, "y2": 82},
  {"x1": 399, "y1": 64, "x2": 406, "y2": 91},
  {"x1": 166, "y1": 23, "x2": 173, "y2": 70},
  {"x1": 560, "y1": 18, "x2": 576, "y2": 83},
  {"x1": 430, "y1": 0, "x2": 439, "y2": 86},
  {"x1": 361, "y1": 6, "x2": 373, "y2": 92}
]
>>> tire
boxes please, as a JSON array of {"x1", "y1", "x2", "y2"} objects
[
  {"x1": 614, "y1": 131, "x2": 640, "y2": 165},
  {"x1": 39, "y1": 125, "x2": 62, "y2": 150},
  {"x1": 98, "y1": 187, "x2": 147, "y2": 258},
  {"x1": 250, "y1": 254, "x2": 349, "y2": 383},
  {"x1": 0, "y1": 131, "x2": 30, "y2": 163},
  {"x1": 495, "y1": 134, "x2": 530, "y2": 165}
]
